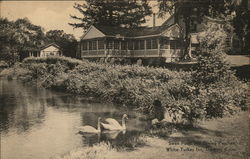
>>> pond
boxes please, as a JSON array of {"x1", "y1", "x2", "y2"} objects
[{"x1": 0, "y1": 79, "x2": 150, "y2": 159}]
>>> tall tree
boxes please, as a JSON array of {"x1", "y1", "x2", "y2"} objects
[
  {"x1": 158, "y1": 0, "x2": 210, "y2": 59},
  {"x1": 0, "y1": 18, "x2": 45, "y2": 65},
  {"x1": 231, "y1": 0, "x2": 249, "y2": 52},
  {"x1": 157, "y1": 0, "x2": 248, "y2": 56},
  {"x1": 69, "y1": 0, "x2": 152, "y2": 30},
  {"x1": 45, "y1": 30, "x2": 77, "y2": 57}
]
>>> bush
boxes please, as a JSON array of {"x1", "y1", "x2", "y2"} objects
[
  {"x1": 0, "y1": 63, "x2": 30, "y2": 80},
  {"x1": 2, "y1": 54, "x2": 247, "y2": 124},
  {"x1": 193, "y1": 20, "x2": 234, "y2": 86},
  {"x1": 189, "y1": 18, "x2": 248, "y2": 119},
  {"x1": 23, "y1": 56, "x2": 83, "y2": 70}
]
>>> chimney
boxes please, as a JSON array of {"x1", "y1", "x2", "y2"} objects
[{"x1": 153, "y1": 13, "x2": 156, "y2": 27}]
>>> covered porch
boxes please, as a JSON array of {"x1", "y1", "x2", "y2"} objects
[{"x1": 80, "y1": 36, "x2": 184, "y2": 62}]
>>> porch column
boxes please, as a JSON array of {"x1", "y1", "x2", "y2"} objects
[
  {"x1": 175, "y1": 39, "x2": 177, "y2": 62},
  {"x1": 127, "y1": 40, "x2": 129, "y2": 57},
  {"x1": 107, "y1": 39, "x2": 110, "y2": 57},
  {"x1": 96, "y1": 40, "x2": 99, "y2": 56},
  {"x1": 111, "y1": 40, "x2": 114, "y2": 56},
  {"x1": 81, "y1": 42, "x2": 83, "y2": 58},
  {"x1": 175, "y1": 39, "x2": 177, "y2": 53},
  {"x1": 132, "y1": 40, "x2": 135, "y2": 50},
  {"x1": 119, "y1": 41, "x2": 121, "y2": 57},
  {"x1": 157, "y1": 38, "x2": 160, "y2": 56},
  {"x1": 80, "y1": 42, "x2": 82, "y2": 58},
  {"x1": 104, "y1": 39, "x2": 107, "y2": 57},
  {"x1": 169, "y1": 38, "x2": 172, "y2": 62},
  {"x1": 87, "y1": 41, "x2": 89, "y2": 56}
]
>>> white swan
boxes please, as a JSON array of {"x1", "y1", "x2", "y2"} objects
[
  {"x1": 78, "y1": 117, "x2": 101, "y2": 133},
  {"x1": 102, "y1": 130, "x2": 123, "y2": 139},
  {"x1": 101, "y1": 114, "x2": 128, "y2": 131}
]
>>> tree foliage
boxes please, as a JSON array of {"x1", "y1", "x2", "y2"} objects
[
  {"x1": 0, "y1": 18, "x2": 45, "y2": 48},
  {"x1": 188, "y1": 19, "x2": 248, "y2": 118},
  {"x1": 0, "y1": 18, "x2": 78, "y2": 66},
  {"x1": 69, "y1": 0, "x2": 152, "y2": 30},
  {"x1": 192, "y1": 18, "x2": 235, "y2": 87},
  {"x1": 231, "y1": 0, "x2": 249, "y2": 52},
  {"x1": 157, "y1": 0, "x2": 244, "y2": 18},
  {"x1": 157, "y1": 0, "x2": 249, "y2": 54},
  {"x1": 0, "y1": 18, "x2": 45, "y2": 66}
]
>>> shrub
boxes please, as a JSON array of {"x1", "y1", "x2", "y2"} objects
[
  {"x1": 193, "y1": 19, "x2": 234, "y2": 87},
  {"x1": 189, "y1": 18, "x2": 247, "y2": 119},
  {"x1": 2, "y1": 55, "x2": 247, "y2": 124},
  {"x1": 0, "y1": 63, "x2": 30, "y2": 80},
  {"x1": 23, "y1": 56, "x2": 83, "y2": 70}
]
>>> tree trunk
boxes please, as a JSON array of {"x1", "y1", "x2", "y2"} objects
[{"x1": 183, "y1": 17, "x2": 192, "y2": 60}]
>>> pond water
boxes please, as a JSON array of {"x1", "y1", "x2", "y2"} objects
[{"x1": 0, "y1": 79, "x2": 150, "y2": 159}]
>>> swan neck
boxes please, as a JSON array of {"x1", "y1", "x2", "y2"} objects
[
  {"x1": 97, "y1": 120, "x2": 101, "y2": 131},
  {"x1": 122, "y1": 117, "x2": 126, "y2": 129}
]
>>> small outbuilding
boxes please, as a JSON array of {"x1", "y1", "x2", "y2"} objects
[{"x1": 39, "y1": 43, "x2": 61, "y2": 57}]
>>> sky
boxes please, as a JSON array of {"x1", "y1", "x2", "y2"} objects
[{"x1": 0, "y1": 1, "x2": 168, "y2": 40}]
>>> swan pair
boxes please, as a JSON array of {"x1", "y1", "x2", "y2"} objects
[{"x1": 78, "y1": 114, "x2": 128, "y2": 134}]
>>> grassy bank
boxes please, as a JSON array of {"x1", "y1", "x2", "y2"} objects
[
  {"x1": 53, "y1": 111, "x2": 249, "y2": 159},
  {"x1": 0, "y1": 56, "x2": 248, "y2": 123}
]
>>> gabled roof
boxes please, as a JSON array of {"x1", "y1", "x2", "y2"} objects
[
  {"x1": 160, "y1": 24, "x2": 182, "y2": 38},
  {"x1": 92, "y1": 24, "x2": 179, "y2": 38},
  {"x1": 81, "y1": 25, "x2": 105, "y2": 40},
  {"x1": 40, "y1": 43, "x2": 60, "y2": 50},
  {"x1": 162, "y1": 14, "x2": 175, "y2": 27},
  {"x1": 80, "y1": 14, "x2": 182, "y2": 40}
]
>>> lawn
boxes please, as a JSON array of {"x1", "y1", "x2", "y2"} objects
[
  {"x1": 225, "y1": 55, "x2": 250, "y2": 66},
  {"x1": 54, "y1": 111, "x2": 249, "y2": 159}
]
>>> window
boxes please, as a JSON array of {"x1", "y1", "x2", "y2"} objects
[
  {"x1": 121, "y1": 41, "x2": 127, "y2": 50},
  {"x1": 225, "y1": 37, "x2": 231, "y2": 48},
  {"x1": 89, "y1": 41, "x2": 92, "y2": 50},
  {"x1": 170, "y1": 40, "x2": 176, "y2": 49},
  {"x1": 114, "y1": 40, "x2": 119, "y2": 49},
  {"x1": 146, "y1": 39, "x2": 151, "y2": 49},
  {"x1": 190, "y1": 20, "x2": 197, "y2": 32},
  {"x1": 139, "y1": 40, "x2": 144, "y2": 50},
  {"x1": 92, "y1": 40, "x2": 97, "y2": 50},
  {"x1": 107, "y1": 40, "x2": 113, "y2": 49},
  {"x1": 233, "y1": 39, "x2": 240, "y2": 48},
  {"x1": 82, "y1": 41, "x2": 87, "y2": 50},
  {"x1": 152, "y1": 39, "x2": 157, "y2": 49},
  {"x1": 162, "y1": 39, "x2": 169, "y2": 49},
  {"x1": 134, "y1": 40, "x2": 139, "y2": 50},
  {"x1": 98, "y1": 40, "x2": 104, "y2": 49},
  {"x1": 175, "y1": 40, "x2": 182, "y2": 49},
  {"x1": 128, "y1": 41, "x2": 133, "y2": 50}
]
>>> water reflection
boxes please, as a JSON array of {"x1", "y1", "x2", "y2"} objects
[
  {"x1": 78, "y1": 129, "x2": 145, "y2": 150},
  {"x1": 0, "y1": 79, "x2": 149, "y2": 159},
  {"x1": 76, "y1": 106, "x2": 149, "y2": 149},
  {"x1": 0, "y1": 80, "x2": 46, "y2": 134}
]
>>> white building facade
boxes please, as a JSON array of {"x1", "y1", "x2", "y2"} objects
[{"x1": 40, "y1": 43, "x2": 61, "y2": 57}]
